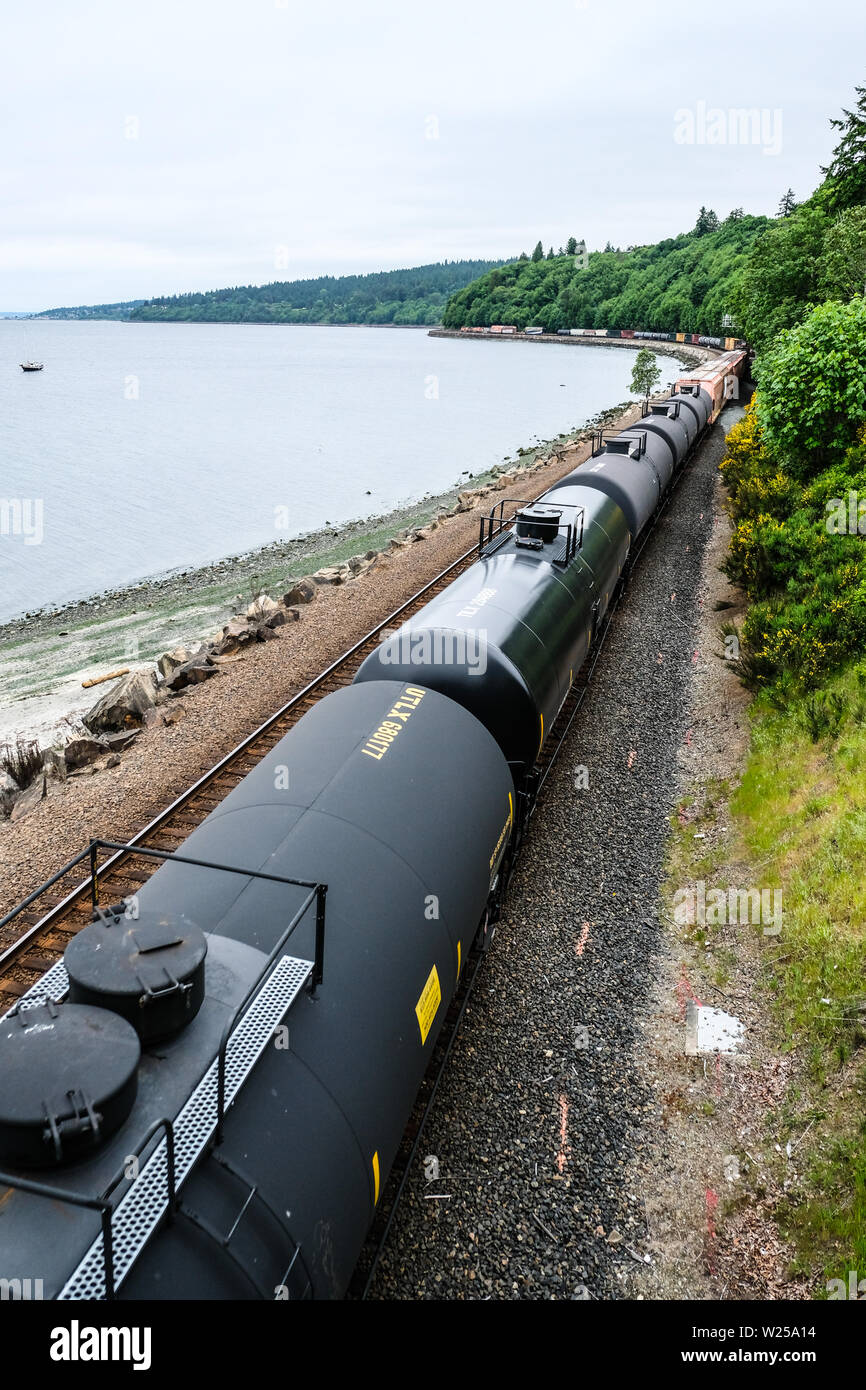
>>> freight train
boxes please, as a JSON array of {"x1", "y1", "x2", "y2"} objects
[
  {"x1": 459, "y1": 324, "x2": 745, "y2": 349},
  {"x1": 0, "y1": 349, "x2": 746, "y2": 1300}
]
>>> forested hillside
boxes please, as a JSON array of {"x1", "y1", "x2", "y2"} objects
[
  {"x1": 128, "y1": 260, "x2": 505, "y2": 325},
  {"x1": 35, "y1": 299, "x2": 145, "y2": 320},
  {"x1": 442, "y1": 215, "x2": 769, "y2": 335}
]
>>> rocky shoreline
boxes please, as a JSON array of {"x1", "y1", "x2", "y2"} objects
[
  {"x1": 0, "y1": 394, "x2": 656, "y2": 898},
  {"x1": 0, "y1": 402, "x2": 643, "y2": 753},
  {"x1": 0, "y1": 399, "x2": 643, "y2": 820}
]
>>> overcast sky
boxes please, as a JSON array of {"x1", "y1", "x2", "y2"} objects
[{"x1": 1, "y1": 0, "x2": 862, "y2": 311}]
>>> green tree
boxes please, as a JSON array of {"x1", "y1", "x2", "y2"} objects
[
  {"x1": 727, "y1": 207, "x2": 745, "y2": 222},
  {"x1": 566, "y1": 236, "x2": 578, "y2": 256},
  {"x1": 819, "y1": 206, "x2": 866, "y2": 302},
  {"x1": 756, "y1": 296, "x2": 866, "y2": 477},
  {"x1": 695, "y1": 207, "x2": 720, "y2": 235},
  {"x1": 731, "y1": 206, "x2": 828, "y2": 351},
  {"x1": 630, "y1": 347, "x2": 662, "y2": 401},
  {"x1": 531, "y1": 241, "x2": 544, "y2": 263},
  {"x1": 821, "y1": 83, "x2": 866, "y2": 211},
  {"x1": 778, "y1": 188, "x2": 798, "y2": 217}
]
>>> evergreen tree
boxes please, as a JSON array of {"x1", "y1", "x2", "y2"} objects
[
  {"x1": 821, "y1": 84, "x2": 866, "y2": 210},
  {"x1": 695, "y1": 207, "x2": 720, "y2": 235},
  {"x1": 546, "y1": 246, "x2": 555, "y2": 260},
  {"x1": 727, "y1": 208, "x2": 745, "y2": 222},
  {"x1": 531, "y1": 241, "x2": 544, "y2": 263},
  {"x1": 778, "y1": 188, "x2": 798, "y2": 217},
  {"x1": 566, "y1": 236, "x2": 577, "y2": 255}
]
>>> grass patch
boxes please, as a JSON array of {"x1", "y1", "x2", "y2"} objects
[
  {"x1": 731, "y1": 663, "x2": 866, "y2": 1288},
  {"x1": 732, "y1": 663, "x2": 866, "y2": 1058}
]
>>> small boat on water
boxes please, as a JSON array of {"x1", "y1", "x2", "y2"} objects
[{"x1": 20, "y1": 361, "x2": 43, "y2": 372}]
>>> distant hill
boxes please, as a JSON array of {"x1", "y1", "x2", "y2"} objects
[
  {"x1": 128, "y1": 261, "x2": 507, "y2": 326},
  {"x1": 35, "y1": 300, "x2": 146, "y2": 320},
  {"x1": 442, "y1": 216, "x2": 770, "y2": 336}
]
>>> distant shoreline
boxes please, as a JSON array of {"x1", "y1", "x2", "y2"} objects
[{"x1": 427, "y1": 327, "x2": 711, "y2": 369}]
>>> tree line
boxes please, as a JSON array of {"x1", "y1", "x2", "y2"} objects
[{"x1": 127, "y1": 261, "x2": 507, "y2": 326}]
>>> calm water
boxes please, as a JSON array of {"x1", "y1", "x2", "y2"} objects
[{"x1": 0, "y1": 321, "x2": 682, "y2": 624}]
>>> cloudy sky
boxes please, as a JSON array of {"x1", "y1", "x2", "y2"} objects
[{"x1": 1, "y1": 0, "x2": 862, "y2": 311}]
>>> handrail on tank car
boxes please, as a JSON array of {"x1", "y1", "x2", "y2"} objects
[
  {"x1": 84, "y1": 838, "x2": 327, "y2": 994},
  {"x1": 590, "y1": 426, "x2": 649, "y2": 459},
  {"x1": 478, "y1": 498, "x2": 585, "y2": 566},
  {"x1": 478, "y1": 496, "x2": 532, "y2": 555}
]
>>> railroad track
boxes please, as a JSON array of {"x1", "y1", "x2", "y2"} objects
[
  {"x1": 0, "y1": 428, "x2": 695, "y2": 1012},
  {"x1": 0, "y1": 537, "x2": 491, "y2": 1010},
  {"x1": 0, "y1": 429, "x2": 701, "y2": 1300}
]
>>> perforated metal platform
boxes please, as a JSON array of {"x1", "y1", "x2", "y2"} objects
[
  {"x1": 37, "y1": 953, "x2": 312, "y2": 1299},
  {"x1": 483, "y1": 532, "x2": 571, "y2": 566},
  {"x1": 1, "y1": 959, "x2": 70, "y2": 1019}
]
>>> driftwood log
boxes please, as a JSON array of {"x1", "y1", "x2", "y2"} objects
[{"x1": 81, "y1": 668, "x2": 130, "y2": 689}]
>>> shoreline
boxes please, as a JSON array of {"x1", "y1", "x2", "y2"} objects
[
  {"x1": 0, "y1": 419, "x2": 593, "y2": 645},
  {"x1": 0, "y1": 402, "x2": 638, "y2": 746},
  {"x1": 0, "y1": 391, "x2": 657, "y2": 912},
  {"x1": 427, "y1": 328, "x2": 713, "y2": 370}
]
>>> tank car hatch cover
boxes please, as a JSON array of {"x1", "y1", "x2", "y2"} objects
[
  {"x1": 64, "y1": 908, "x2": 208, "y2": 1045},
  {"x1": 0, "y1": 999, "x2": 140, "y2": 1168}
]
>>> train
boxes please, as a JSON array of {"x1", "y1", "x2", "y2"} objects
[
  {"x1": 459, "y1": 324, "x2": 745, "y2": 350},
  {"x1": 0, "y1": 348, "x2": 746, "y2": 1301}
]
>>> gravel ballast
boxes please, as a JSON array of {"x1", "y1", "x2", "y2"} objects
[{"x1": 368, "y1": 418, "x2": 727, "y2": 1300}]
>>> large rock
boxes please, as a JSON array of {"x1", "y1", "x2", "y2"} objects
[
  {"x1": 64, "y1": 734, "x2": 109, "y2": 771},
  {"x1": 103, "y1": 730, "x2": 141, "y2": 753},
  {"x1": 245, "y1": 595, "x2": 280, "y2": 621},
  {"x1": 10, "y1": 776, "x2": 47, "y2": 822},
  {"x1": 265, "y1": 609, "x2": 290, "y2": 629},
  {"x1": 312, "y1": 566, "x2": 349, "y2": 585},
  {"x1": 83, "y1": 670, "x2": 161, "y2": 733},
  {"x1": 166, "y1": 659, "x2": 220, "y2": 691},
  {"x1": 282, "y1": 577, "x2": 317, "y2": 606},
  {"x1": 214, "y1": 618, "x2": 258, "y2": 656},
  {"x1": 0, "y1": 770, "x2": 19, "y2": 795},
  {"x1": 157, "y1": 647, "x2": 191, "y2": 680}
]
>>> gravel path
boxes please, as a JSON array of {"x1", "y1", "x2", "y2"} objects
[{"x1": 368, "y1": 420, "x2": 726, "y2": 1300}]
